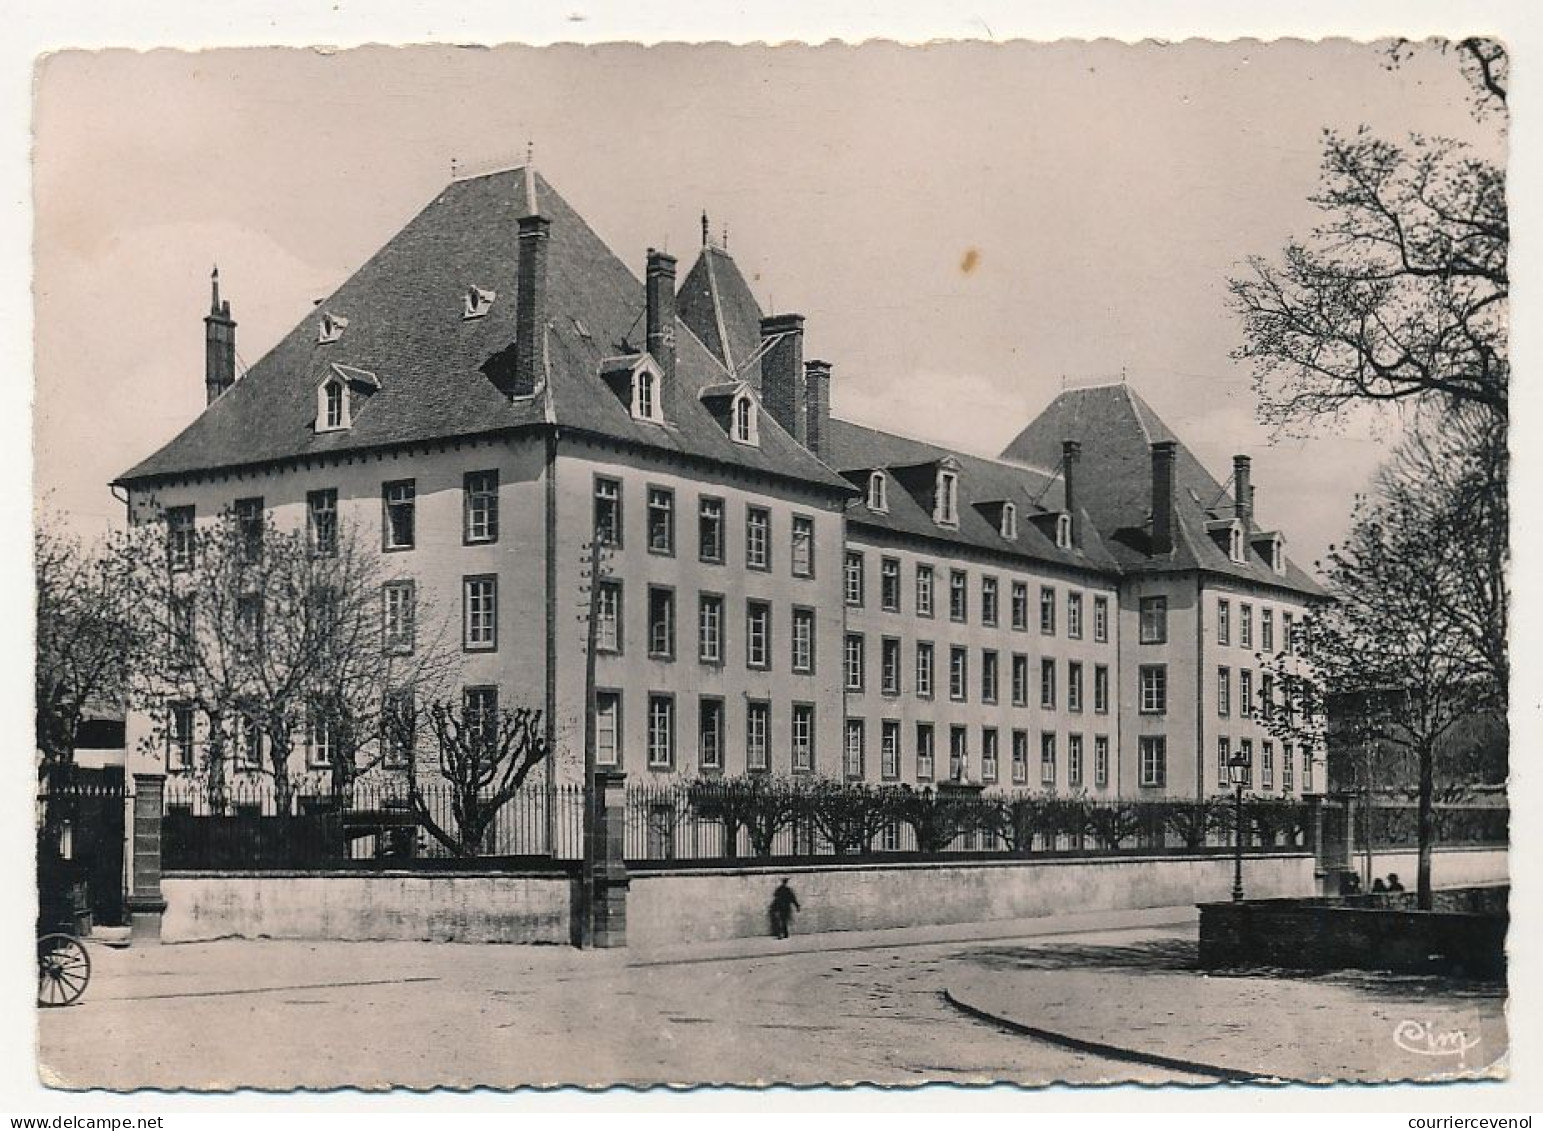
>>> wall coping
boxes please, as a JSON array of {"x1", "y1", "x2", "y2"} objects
[
  {"x1": 165, "y1": 869, "x2": 574, "y2": 881},
  {"x1": 628, "y1": 851, "x2": 1316, "y2": 881}
]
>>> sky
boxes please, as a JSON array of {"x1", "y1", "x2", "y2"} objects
[{"x1": 32, "y1": 38, "x2": 1504, "y2": 574}]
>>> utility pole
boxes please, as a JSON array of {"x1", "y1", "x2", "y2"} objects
[{"x1": 578, "y1": 535, "x2": 605, "y2": 948}]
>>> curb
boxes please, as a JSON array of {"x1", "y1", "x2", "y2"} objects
[{"x1": 941, "y1": 988, "x2": 1290, "y2": 1084}]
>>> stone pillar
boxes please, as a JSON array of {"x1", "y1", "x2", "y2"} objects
[
  {"x1": 127, "y1": 774, "x2": 168, "y2": 942},
  {"x1": 589, "y1": 770, "x2": 629, "y2": 947}
]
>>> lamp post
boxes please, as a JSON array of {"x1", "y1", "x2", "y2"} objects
[{"x1": 1228, "y1": 751, "x2": 1252, "y2": 902}]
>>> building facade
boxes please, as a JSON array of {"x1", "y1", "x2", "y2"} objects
[{"x1": 116, "y1": 166, "x2": 1325, "y2": 801}]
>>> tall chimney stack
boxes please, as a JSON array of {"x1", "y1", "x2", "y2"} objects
[
  {"x1": 804, "y1": 359, "x2": 832, "y2": 458},
  {"x1": 1233, "y1": 455, "x2": 1252, "y2": 524},
  {"x1": 1062, "y1": 439, "x2": 1082, "y2": 546},
  {"x1": 1150, "y1": 441, "x2": 1178, "y2": 556},
  {"x1": 204, "y1": 267, "x2": 237, "y2": 405},
  {"x1": 759, "y1": 313, "x2": 806, "y2": 444},
  {"x1": 645, "y1": 249, "x2": 678, "y2": 383},
  {"x1": 511, "y1": 211, "x2": 551, "y2": 397}
]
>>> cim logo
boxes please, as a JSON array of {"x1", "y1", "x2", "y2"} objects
[{"x1": 1393, "y1": 1019, "x2": 1483, "y2": 1059}]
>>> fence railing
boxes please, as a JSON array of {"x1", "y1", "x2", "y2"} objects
[{"x1": 161, "y1": 775, "x2": 1509, "y2": 872}]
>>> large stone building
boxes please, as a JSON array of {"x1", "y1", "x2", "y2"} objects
[{"x1": 115, "y1": 166, "x2": 1325, "y2": 801}]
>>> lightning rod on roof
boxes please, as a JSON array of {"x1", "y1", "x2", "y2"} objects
[
  {"x1": 723, "y1": 224, "x2": 729, "y2": 251},
  {"x1": 524, "y1": 141, "x2": 538, "y2": 215}
]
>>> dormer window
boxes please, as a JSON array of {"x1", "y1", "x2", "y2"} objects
[
  {"x1": 1056, "y1": 513, "x2": 1072, "y2": 549},
  {"x1": 1229, "y1": 524, "x2": 1245, "y2": 563},
  {"x1": 314, "y1": 363, "x2": 379, "y2": 434},
  {"x1": 317, "y1": 311, "x2": 349, "y2": 344},
  {"x1": 934, "y1": 461, "x2": 960, "y2": 527},
  {"x1": 601, "y1": 354, "x2": 667, "y2": 425},
  {"x1": 1272, "y1": 540, "x2": 1285, "y2": 574},
  {"x1": 323, "y1": 381, "x2": 344, "y2": 430},
  {"x1": 463, "y1": 285, "x2": 496, "y2": 320},
  {"x1": 731, "y1": 393, "x2": 758, "y2": 446},
  {"x1": 867, "y1": 472, "x2": 888, "y2": 513},
  {"x1": 1001, "y1": 503, "x2": 1018, "y2": 540},
  {"x1": 634, "y1": 369, "x2": 660, "y2": 422}
]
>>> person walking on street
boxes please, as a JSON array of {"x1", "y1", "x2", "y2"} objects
[{"x1": 769, "y1": 877, "x2": 800, "y2": 939}]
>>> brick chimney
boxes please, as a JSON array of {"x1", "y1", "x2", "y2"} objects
[
  {"x1": 645, "y1": 249, "x2": 678, "y2": 383},
  {"x1": 1062, "y1": 440, "x2": 1082, "y2": 546},
  {"x1": 804, "y1": 359, "x2": 832, "y2": 458},
  {"x1": 510, "y1": 211, "x2": 551, "y2": 397},
  {"x1": 204, "y1": 267, "x2": 236, "y2": 405},
  {"x1": 1233, "y1": 455, "x2": 1252, "y2": 524},
  {"x1": 760, "y1": 313, "x2": 805, "y2": 444},
  {"x1": 1150, "y1": 441, "x2": 1178, "y2": 556}
]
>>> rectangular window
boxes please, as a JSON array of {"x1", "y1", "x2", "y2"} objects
[
  {"x1": 1094, "y1": 735, "x2": 1109, "y2": 787},
  {"x1": 1068, "y1": 734, "x2": 1084, "y2": 788},
  {"x1": 790, "y1": 607, "x2": 814, "y2": 674},
  {"x1": 1218, "y1": 598, "x2": 1231, "y2": 646},
  {"x1": 981, "y1": 650, "x2": 1000, "y2": 703},
  {"x1": 1282, "y1": 744, "x2": 1294, "y2": 793},
  {"x1": 915, "y1": 642, "x2": 935, "y2": 699},
  {"x1": 383, "y1": 480, "x2": 416, "y2": 550},
  {"x1": 949, "y1": 646, "x2": 968, "y2": 702},
  {"x1": 792, "y1": 704, "x2": 815, "y2": 772},
  {"x1": 746, "y1": 507, "x2": 770, "y2": 570},
  {"x1": 1140, "y1": 595, "x2": 1168, "y2": 644},
  {"x1": 235, "y1": 497, "x2": 264, "y2": 563},
  {"x1": 746, "y1": 701, "x2": 770, "y2": 772},
  {"x1": 791, "y1": 515, "x2": 815, "y2": 578},
  {"x1": 1139, "y1": 736, "x2": 1167, "y2": 788},
  {"x1": 844, "y1": 550, "x2": 865, "y2": 606},
  {"x1": 949, "y1": 570, "x2": 968, "y2": 622},
  {"x1": 1094, "y1": 664, "x2": 1109, "y2": 714},
  {"x1": 915, "y1": 564, "x2": 935, "y2": 618},
  {"x1": 167, "y1": 702, "x2": 195, "y2": 770},
  {"x1": 1303, "y1": 750, "x2": 1314, "y2": 792},
  {"x1": 1240, "y1": 669, "x2": 1254, "y2": 717},
  {"x1": 167, "y1": 505, "x2": 195, "y2": 571},
  {"x1": 594, "y1": 477, "x2": 622, "y2": 547},
  {"x1": 235, "y1": 592, "x2": 263, "y2": 652},
  {"x1": 307, "y1": 701, "x2": 337, "y2": 769},
  {"x1": 647, "y1": 694, "x2": 675, "y2": 769},
  {"x1": 648, "y1": 587, "x2": 675, "y2": 660},
  {"x1": 1283, "y1": 612, "x2": 1295, "y2": 655},
  {"x1": 845, "y1": 633, "x2": 866, "y2": 691},
  {"x1": 1261, "y1": 608, "x2": 1274, "y2": 653},
  {"x1": 1040, "y1": 732, "x2": 1057, "y2": 787},
  {"x1": 462, "y1": 686, "x2": 499, "y2": 757},
  {"x1": 596, "y1": 580, "x2": 622, "y2": 653},
  {"x1": 1040, "y1": 658, "x2": 1057, "y2": 710},
  {"x1": 1239, "y1": 738, "x2": 1254, "y2": 788},
  {"x1": 463, "y1": 575, "x2": 497, "y2": 651},
  {"x1": 1012, "y1": 730, "x2": 1029, "y2": 784},
  {"x1": 982, "y1": 576, "x2": 999, "y2": 627},
  {"x1": 307, "y1": 489, "x2": 338, "y2": 556},
  {"x1": 1067, "y1": 591, "x2": 1083, "y2": 640},
  {"x1": 383, "y1": 580, "x2": 416, "y2": 653},
  {"x1": 170, "y1": 595, "x2": 195, "y2": 668},
  {"x1": 234, "y1": 711, "x2": 262, "y2": 769},
  {"x1": 595, "y1": 691, "x2": 621, "y2": 768},
  {"x1": 1011, "y1": 581, "x2": 1029, "y2": 631},
  {"x1": 746, "y1": 601, "x2": 771, "y2": 669},
  {"x1": 881, "y1": 637, "x2": 902, "y2": 696},
  {"x1": 916, "y1": 723, "x2": 935, "y2": 782},
  {"x1": 1240, "y1": 603, "x2": 1254, "y2": 649},
  {"x1": 880, "y1": 720, "x2": 901, "y2": 780},
  {"x1": 1261, "y1": 672, "x2": 1275, "y2": 720},
  {"x1": 1139, "y1": 664, "x2": 1167, "y2": 714},
  {"x1": 1218, "y1": 736, "x2": 1231, "y2": 784},
  {"x1": 464, "y1": 470, "x2": 499, "y2": 544},
  {"x1": 1218, "y1": 667, "x2": 1231, "y2": 717},
  {"x1": 1262, "y1": 740, "x2": 1275, "y2": 790},
  {"x1": 880, "y1": 557, "x2": 901, "y2": 612},
  {"x1": 949, "y1": 726, "x2": 969, "y2": 782},
  {"x1": 982, "y1": 728, "x2": 999, "y2": 784},
  {"x1": 698, "y1": 497, "x2": 724, "y2": 563},
  {"x1": 844, "y1": 719, "x2": 865, "y2": 780},
  {"x1": 1040, "y1": 586, "x2": 1056, "y2": 635},
  {"x1": 646, "y1": 487, "x2": 675, "y2": 555},
  {"x1": 1093, "y1": 595, "x2": 1109, "y2": 643},
  {"x1": 381, "y1": 689, "x2": 414, "y2": 769},
  {"x1": 1068, "y1": 661, "x2": 1084, "y2": 713},
  {"x1": 698, "y1": 594, "x2": 724, "y2": 664},
  {"x1": 699, "y1": 697, "x2": 725, "y2": 771},
  {"x1": 1011, "y1": 653, "x2": 1029, "y2": 707}
]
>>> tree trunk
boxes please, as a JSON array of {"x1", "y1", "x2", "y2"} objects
[{"x1": 1417, "y1": 739, "x2": 1435, "y2": 910}]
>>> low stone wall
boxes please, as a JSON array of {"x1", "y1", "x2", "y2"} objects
[
  {"x1": 162, "y1": 870, "x2": 574, "y2": 944},
  {"x1": 626, "y1": 852, "x2": 1317, "y2": 948},
  {"x1": 1358, "y1": 845, "x2": 1509, "y2": 891}
]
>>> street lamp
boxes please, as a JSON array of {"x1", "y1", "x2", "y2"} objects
[{"x1": 1227, "y1": 751, "x2": 1252, "y2": 902}]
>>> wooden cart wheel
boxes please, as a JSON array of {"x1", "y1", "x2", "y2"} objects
[{"x1": 37, "y1": 933, "x2": 90, "y2": 1007}]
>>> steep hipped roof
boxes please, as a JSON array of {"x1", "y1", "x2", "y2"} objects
[
  {"x1": 1000, "y1": 383, "x2": 1324, "y2": 596},
  {"x1": 677, "y1": 245, "x2": 765, "y2": 387},
  {"x1": 117, "y1": 169, "x2": 850, "y2": 495},
  {"x1": 823, "y1": 417, "x2": 1121, "y2": 576}
]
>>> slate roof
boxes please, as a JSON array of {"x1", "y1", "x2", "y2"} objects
[
  {"x1": 117, "y1": 169, "x2": 851, "y2": 495},
  {"x1": 999, "y1": 383, "x2": 1325, "y2": 596},
  {"x1": 822, "y1": 417, "x2": 1122, "y2": 576},
  {"x1": 677, "y1": 245, "x2": 765, "y2": 387}
]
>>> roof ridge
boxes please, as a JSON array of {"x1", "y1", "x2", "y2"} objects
[{"x1": 831, "y1": 415, "x2": 1058, "y2": 482}]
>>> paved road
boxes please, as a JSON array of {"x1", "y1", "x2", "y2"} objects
[{"x1": 39, "y1": 921, "x2": 1207, "y2": 1090}]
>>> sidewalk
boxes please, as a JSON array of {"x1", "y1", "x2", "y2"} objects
[{"x1": 943, "y1": 930, "x2": 1509, "y2": 1084}]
